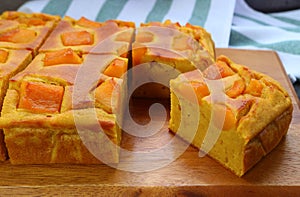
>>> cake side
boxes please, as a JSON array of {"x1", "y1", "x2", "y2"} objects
[
  {"x1": 2, "y1": 89, "x2": 119, "y2": 164},
  {"x1": 0, "y1": 48, "x2": 32, "y2": 161}
]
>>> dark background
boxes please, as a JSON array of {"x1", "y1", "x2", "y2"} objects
[
  {"x1": 245, "y1": 0, "x2": 300, "y2": 13},
  {"x1": 0, "y1": 0, "x2": 28, "y2": 14}
]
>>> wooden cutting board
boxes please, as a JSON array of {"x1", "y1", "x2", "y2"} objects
[{"x1": 0, "y1": 48, "x2": 299, "y2": 196}]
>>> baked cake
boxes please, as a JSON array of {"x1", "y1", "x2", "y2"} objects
[
  {"x1": 0, "y1": 48, "x2": 32, "y2": 161},
  {"x1": 0, "y1": 48, "x2": 127, "y2": 164},
  {"x1": 39, "y1": 16, "x2": 135, "y2": 57},
  {"x1": 169, "y1": 55, "x2": 293, "y2": 176},
  {"x1": 0, "y1": 11, "x2": 60, "y2": 55},
  {"x1": 132, "y1": 20, "x2": 215, "y2": 98},
  {"x1": 0, "y1": 11, "x2": 294, "y2": 177}
]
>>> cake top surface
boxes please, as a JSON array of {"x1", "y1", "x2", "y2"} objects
[
  {"x1": 172, "y1": 55, "x2": 292, "y2": 140},
  {"x1": 133, "y1": 20, "x2": 215, "y2": 70},
  {"x1": 0, "y1": 48, "x2": 32, "y2": 77},
  {"x1": 0, "y1": 47, "x2": 125, "y2": 129},
  {"x1": 0, "y1": 11, "x2": 60, "y2": 26},
  {"x1": 39, "y1": 16, "x2": 135, "y2": 56}
]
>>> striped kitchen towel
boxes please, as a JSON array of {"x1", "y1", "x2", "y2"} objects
[
  {"x1": 231, "y1": 0, "x2": 300, "y2": 83},
  {"x1": 18, "y1": 0, "x2": 236, "y2": 47},
  {"x1": 18, "y1": 0, "x2": 300, "y2": 82}
]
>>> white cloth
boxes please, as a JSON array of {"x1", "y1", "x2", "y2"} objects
[{"x1": 231, "y1": 0, "x2": 300, "y2": 83}]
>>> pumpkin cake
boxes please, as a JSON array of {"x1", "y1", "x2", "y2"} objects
[
  {"x1": 39, "y1": 16, "x2": 135, "y2": 57},
  {"x1": 0, "y1": 48, "x2": 32, "y2": 161},
  {"x1": 0, "y1": 11, "x2": 60, "y2": 55},
  {"x1": 169, "y1": 55, "x2": 293, "y2": 176},
  {"x1": 0, "y1": 48, "x2": 127, "y2": 164},
  {"x1": 132, "y1": 20, "x2": 215, "y2": 98},
  {"x1": 0, "y1": 11, "x2": 294, "y2": 177}
]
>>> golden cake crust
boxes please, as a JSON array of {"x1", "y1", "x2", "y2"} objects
[{"x1": 243, "y1": 106, "x2": 292, "y2": 173}]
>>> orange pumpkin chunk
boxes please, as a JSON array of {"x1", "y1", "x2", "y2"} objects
[
  {"x1": 115, "y1": 31, "x2": 132, "y2": 42},
  {"x1": 190, "y1": 81, "x2": 210, "y2": 103},
  {"x1": 214, "y1": 105, "x2": 236, "y2": 131},
  {"x1": 17, "y1": 17, "x2": 46, "y2": 26},
  {"x1": 226, "y1": 79, "x2": 246, "y2": 98},
  {"x1": 204, "y1": 61, "x2": 235, "y2": 80},
  {"x1": 27, "y1": 18, "x2": 46, "y2": 26},
  {"x1": 136, "y1": 32, "x2": 154, "y2": 43},
  {"x1": 61, "y1": 31, "x2": 94, "y2": 46},
  {"x1": 176, "y1": 81, "x2": 210, "y2": 104},
  {"x1": 132, "y1": 43, "x2": 147, "y2": 66},
  {"x1": 223, "y1": 107, "x2": 236, "y2": 130},
  {"x1": 114, "y1": 20, "x2": 135, "y2": 28},
  {"x1": 77, "y1": 17, "x2": 102, "y2": 28},
  {"x1": 103, "y1": 58, "x2": 127, "y2": 78},
  {"x1": 95, "y1": 79, "x2": 119, "y2": 113},
  {"x1": 173, "y1": 35, "x2": 192, "y2": 51},
  {"x1": 19, "y1": 81, "x2": 64, "y2": 113},
  {"x1": 0, "y1": 49, "x2": 9, "y2": 63},
  {"x1": 0, "y1": 28, "x2": 36, "y2": 43},
  {"x1": 43, "y1": 48, "x2": 82, "y2": 66},
  {"x1": 245, "y1": 78, "x2": 263, "y2": 97}
]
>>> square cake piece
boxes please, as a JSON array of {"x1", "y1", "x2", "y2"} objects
[
  {"x1": 0, "y1": 11, "x2": 60, "y2": 55},
  {"x1": 132, "y1": 20, "x2": 215, "y2": 98},
  {"x1": 169, "y1": 55, "x2": 293, "y2": 176},
  {"x1": 39, "y1": 16, "x2": 135, "y2": 57},
  {"x1": 0, "y1": 48, "x2": 32, "y2": 161},
  {"x1": 0, "y1": 48, "x2": 127, "y2": 164}
]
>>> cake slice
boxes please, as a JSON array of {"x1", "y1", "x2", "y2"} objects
[
  {"x1": 132, "y1": 20, "x2": 215, "y2": 98},
  {"x1": 39, "y1": 16, "x2": 135, "y2": 57},
  {"x1": 0, "y1": 48, "x2": 32, "y2": 161},
  {"x1": 169, "y1": 55, "x2": 293, "y2": 176},
  {"x1": 0, "y1": 11, "x2": 60, "y2": 56},
  {"x1": 0, "y1": 48, "x2": 127, "y2": 164}
]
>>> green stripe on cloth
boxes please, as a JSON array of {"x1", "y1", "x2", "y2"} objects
[
  {"x1": 42, "y1": 0, "x2": 72, "y2": 16},
  {"x1": 145, "y1": 0, "x2": 173, "y2": 22},
  {"x1": 230, "y1": 30, "x2": 300, "y2": 55},
  {"x1": 95, "y1": 0, "x2": 128, "y2": 22},
  {"x1": 234, "y1": 13, "x2": 269, "y2": 26},
  {"x1": 235, "y1": 13, "x2": 300, "y2": 33},
  {"x1": 188, "y1": 0, "x2": 211, "y2": 26},
  {"x1": 270, "y1": 15, "x2": 300, "y2": 26}
]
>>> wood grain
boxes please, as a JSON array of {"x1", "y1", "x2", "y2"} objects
[{"x1": 0, "y1": 49, "x2": 299, "y2": 196}]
